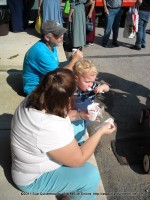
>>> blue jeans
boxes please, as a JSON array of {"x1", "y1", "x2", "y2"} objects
[
  {"x1": 102, "y1": 7, "x2": 122, "y2": 45},
  {"x1": 135, "y1": 10, "x2": 150, "y2": 48},
  {"x1": 17, "y1": 163, "x2": 100, "y2": 200}
]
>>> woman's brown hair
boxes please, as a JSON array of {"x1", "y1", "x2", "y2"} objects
[{"x1": 26, "y1": 68, "x2": 76, "y2": 118}]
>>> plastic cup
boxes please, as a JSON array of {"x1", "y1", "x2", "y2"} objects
[
  {"x1": 87, "y1": 104, "x2": 98, "y2": 121},
  {"x1": 72, "y1": 48, "x2": 78, "y2": 53}
]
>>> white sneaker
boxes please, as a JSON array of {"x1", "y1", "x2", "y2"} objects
[{"x1": 86, "y1": 43, "x2": 94, "y2": 47}]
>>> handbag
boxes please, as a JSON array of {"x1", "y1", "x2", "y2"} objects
[
  {"x1": 63, "y1": 0, "x2": 70, "y2": 15},
  {"x1": 35, "y1": 14, "x2": 42, "y2": 34},
  {"x1": 86, "y1": 18, "x2": 93, "y2": 32}
]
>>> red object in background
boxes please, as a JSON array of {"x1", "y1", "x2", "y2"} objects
[{"x1": 95, "y1": 0, "x2": 136, "y2": 7}]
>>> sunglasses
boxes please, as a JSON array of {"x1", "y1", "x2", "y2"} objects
[{"x1": 52, "y1": 34, "x2": 63, "y2": 39}]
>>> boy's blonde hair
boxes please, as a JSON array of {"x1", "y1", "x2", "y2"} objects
[{"x1": 73, "y1": 59, "x2": 98, "y2": 76}]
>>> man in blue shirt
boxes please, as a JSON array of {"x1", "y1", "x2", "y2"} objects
[{"x1": 23, "y1": 20, "x2": 83, "y2": 95}]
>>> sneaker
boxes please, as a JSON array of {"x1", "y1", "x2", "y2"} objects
[
  {"x1": 130, "y1": 45, "x2": 141, "y2": 50},
  {"x1": 112, "y1": 42, "x2": 119, "y2": 47},
  {"x1": 86, "y1": 42, "x2": 94, "y2": 47},
  {"x1": 141, "y1": 44, "x2": 146, "y2": 48}
]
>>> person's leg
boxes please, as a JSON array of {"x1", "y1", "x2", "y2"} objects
[
  {"x1": 7, "y1": 0, "x2": 26, "y2": 32},
  {"x1": 135, "y1": 12, "x2": 145, "y2": 48},
  {"x1": 141, "y1": 12, "x2": 150, "y2": 48},
  {"x1": 102, "y1": 8, "x2": 115, "y2": 46},
  {"x1": 17, "y1": 162, "x2": 100, "y2": 200},
  {"x1": 141, "y1": 20, "x2": 148, "y2": 48},
  {"x1": 135, "y1": 11, "x2": 150, "y2": 48},
  {"x1": 112, "y1": 8, "x2": 122, "y2": 45}
]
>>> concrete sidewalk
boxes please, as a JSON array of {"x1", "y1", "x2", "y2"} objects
[{"x1": 0, "y1": 28, "x2": 106, "y2": 200}]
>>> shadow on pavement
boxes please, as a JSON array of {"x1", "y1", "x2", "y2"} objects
[
  {"x1": 6, "y1": 69, "x2": 26, "y2": 97},
  {"x1": 0, "y1": 113, "x2": 18, "y2": 189},
  {"x1": 94, "y1": 34, "x2": 132, "y2": 48},
  {"x1": 93, "y1": 72, "x2": 150, "y2": 173}
]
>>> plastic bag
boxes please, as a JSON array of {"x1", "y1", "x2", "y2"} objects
[
  {"x1": 35, "y1": 15, "x2": 42, "y2": 34},
  {"x1": 63, "y1": 0, "x2": 70, "y2": 15},
  {"x1": 123, "y1": 23, "x2": 136, "y2": 38},
  {"x1": 123, "y1": 7, "x2": 139, "y2": 39}
]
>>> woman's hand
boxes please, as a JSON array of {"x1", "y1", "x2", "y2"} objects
[
  {"x1": 88, "y1": 13, "x2": 92, "y2": 18},
  {"x1": 68, "y1": 15, "x2": 72, "y2": 22},
  {"x1": 97, "y1": 122, "x2": 116, "y2": 136}
]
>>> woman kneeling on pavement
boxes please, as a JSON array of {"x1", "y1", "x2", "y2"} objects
[{"x1": 11, "y1": 68, "x2": 116, "y2": 200}]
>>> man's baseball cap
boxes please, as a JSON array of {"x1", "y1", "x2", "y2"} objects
[{"x1": 41, "y1": 20, "x2": 67, "y2": 36}]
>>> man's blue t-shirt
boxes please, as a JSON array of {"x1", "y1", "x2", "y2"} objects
[{"x1": 23, "y1": 40, "x2": 59, "y2": 95}]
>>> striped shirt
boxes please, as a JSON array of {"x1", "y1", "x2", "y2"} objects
[{"x1": 74, "y1": 82, "x2": 99, "y2": 105}]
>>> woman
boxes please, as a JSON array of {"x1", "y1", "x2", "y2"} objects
[
  {"x1": 69, "y1": 0, "x2": 87, "y2": 49},
  {"x1": 38, "y1": 0, "x2": 63, "y2": 25},
  {"x1": 85, "y1": 0, "x2": 96, "y2": 46},
  {"x1": 11, "y1": 68, "x2": 116, "y2": 200}
]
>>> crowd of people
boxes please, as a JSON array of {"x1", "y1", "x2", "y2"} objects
[
  {"x1": 7, "y1": 0, "x2": 150, "y2": 50},
  {"x1": 8, "y1": 0, "x2": 150, "y2": 199}
]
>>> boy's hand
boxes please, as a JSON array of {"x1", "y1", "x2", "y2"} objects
[{"x1": 94, "y1": 84, "x2": 110, "y2": 94}]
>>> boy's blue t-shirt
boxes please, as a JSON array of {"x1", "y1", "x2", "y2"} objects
[{"x1": 23, "y1": 40, "x2": 59, "y2": 95}]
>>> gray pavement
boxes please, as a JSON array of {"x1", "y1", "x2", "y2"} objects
[
  {"x1": 0, "y1": 28, "x2": 106, "y2": 200},
  {"x1": 82, "y1": 26, "x2": 150, "y2": 200}
]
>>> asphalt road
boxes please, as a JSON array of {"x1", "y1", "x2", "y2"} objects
[{"x1": 82, "y1": 26, "x2": 150, "y2": 200}]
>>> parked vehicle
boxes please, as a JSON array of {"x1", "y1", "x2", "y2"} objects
[{"x1": 95, "y1": 0, "x2": 136, "y2": 7}]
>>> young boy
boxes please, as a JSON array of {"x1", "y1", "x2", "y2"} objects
[{"x1": 72, "y1": 58, "x2": 109, "y2": 144}]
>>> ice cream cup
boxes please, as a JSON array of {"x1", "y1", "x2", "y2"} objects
[
  {"x1": 87, "y1": 104, "x2": 98, "y2": 121},
  {"x1": 72, "y1": 48, "x2": 78, "y2": 53}
]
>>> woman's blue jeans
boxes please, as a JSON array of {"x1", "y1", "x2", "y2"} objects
[
  {"x1": 135, "y1": 10, "x2": 150, "y2": 48},
  {"x1": 102, "y1": 7, "x2": 122, "y2": 45}
]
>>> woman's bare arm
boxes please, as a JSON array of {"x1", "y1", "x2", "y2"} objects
[{"x1": 47, "y1": 123, "x2": 116, "y2": 167}]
